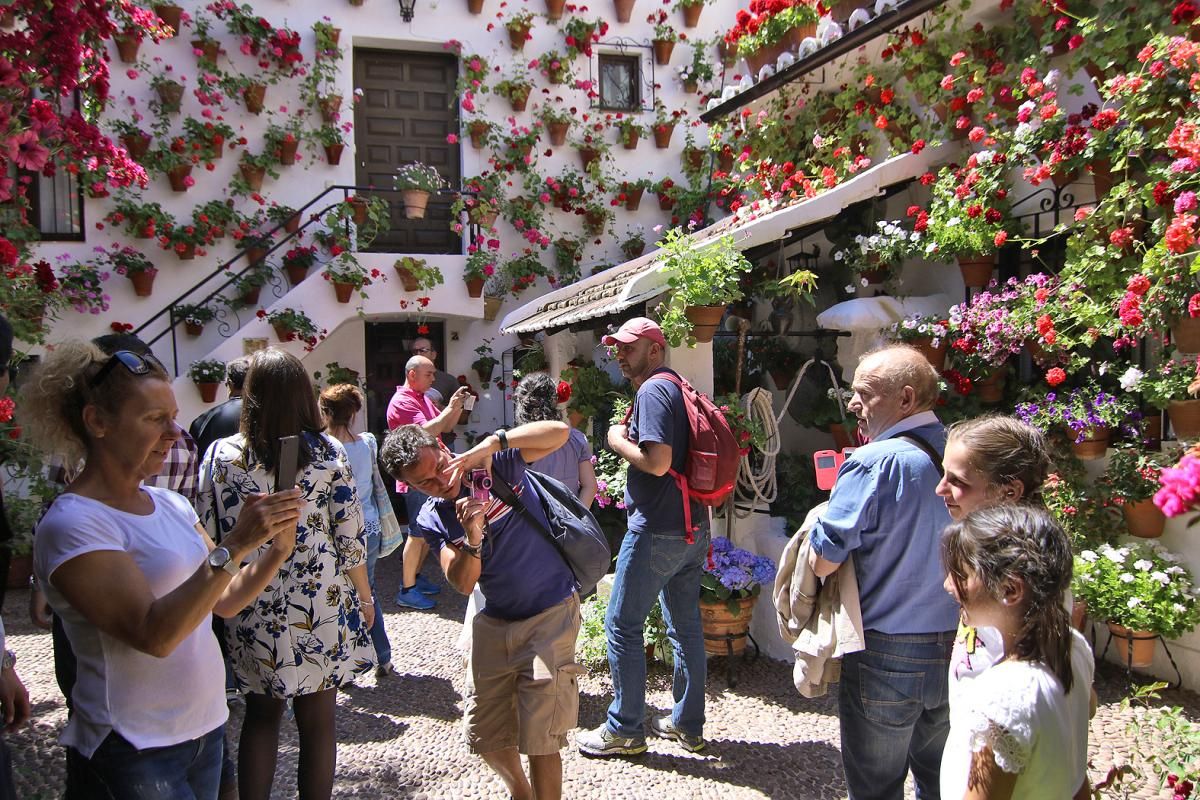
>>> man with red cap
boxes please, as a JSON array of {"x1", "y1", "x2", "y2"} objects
[{"x1": 577, "y1": 317, "x2": 709, "y2": 758}]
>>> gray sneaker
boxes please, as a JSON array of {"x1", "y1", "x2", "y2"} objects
[
  {"x1": 576, "y1": 724, "x2": 647, "y2": 757},
  {"x1": 649, "y1": 714, "x2": 705, "y2": 753}
]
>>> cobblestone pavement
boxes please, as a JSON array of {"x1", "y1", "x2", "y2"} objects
[{"x1": 1, "y1": 555, "x2": 1180, "y2": 798}]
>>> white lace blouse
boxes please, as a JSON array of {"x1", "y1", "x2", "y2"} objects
[{"x1": 941, "y1": 628, "x2": 1094, "y2": 799}]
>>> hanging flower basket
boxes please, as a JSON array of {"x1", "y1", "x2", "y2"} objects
[
  {"x1": 318, "y1": 95, "x2": 342, "y2": 123},
  {"x1": 468, "y1": 121, "x2": 490, "y2": 149},
  {"x1": 956, "y1": 254, "x2": 995, "y2": 288},
  {"x1": 1169, "y1": 399, "x2": 1200, "y2": 440},
  {"x1": 681, "y1": 3, "x2": 702, "y2": 26},
  {"x1": 508, "y1": 24, "x2": 531, "y2": 51},
  {"x1": 153, "y1": 3, "x2": 184, "y2": 34},
  {"x1": 1123, "y1": 500, "x2": 1166, "y2": 539},
  {"x1": 395, "y1": 266, "x2": 421, "y2": 292},
  {"x1": 624, "y1": 186, "x2": 644, "y2": 211},
  {"x1": 545, "y1": 0, "x2": 566, "y2": 19},
  {"x1": 243, "y1": 83, "x2": 267, "y2": 115},
  {"x1": 700, "y1": 595, "x2": 756, "y2": 656},
  {"x1": 910, "y1": 337, "x2": 947, "y2": 371},
  {"x1": 128, "y1": 271, "x2": 156, "y2": 297},
  {"x1": 467, "y1": 0, "x2": 484, "y2": 12},
  {"x1": 1107, "y1": 623, "x2": 1156, "y2": 668},
  {"x1": 652, "y1": 39, "x2": 675, "y2": 65},
  {"x1": 191, "y1": 38, "x2": 220, "y2": 63},
  {"x1": 548, "y1": 122, "x2": 569, "y2": 146},
  {"x1": 185, "y1": 320, "x2": 205, "y2": 337},
  {"x1": 114, "y1": 31, "x2": 141, "y2": 63},
  {"x1": 324, "y1": 143, "x2": 345, "y2": 165},
  {"x1": 121, "y1": 132, "x2": 152, "y2": 161},
  {"x1": 1171, "y1": 316, "x2": 1200, "y2": 353},
  {"x1": 402, "y1": 189, "x2": 430, "y2": 219},
  {"x1": 578, "y1": 147, "x2": 600, "y2": 171},
  {"x1": 466, "y1": 277, "x2": 485, "y2": 298},
  {"x1": 613, "y1": 0, "x2": 635, "y2": 22},
  {"x1": 653, "y1": 123, "x2": 675, "y2": 149},
  {"x1": 156, "y1": 81, "x2": 184, "y2": 113},
  {"x1": 195, "y1": 381, "x2": 220, "y2": 403},
  {"x1": 167, "y1": 164, "x2": 193, "y2": 192},
  {"x1": 239, "y1": 163, "x2": 266, "y2": 192},
  {"x1": 285, "y1": 264, "x2": 309, "y2": 286},
  {"x1": 333, "y1": 281, "x2": 355, "y2": 303},
  {"x1": 684, "y1": 305, "x2": 725, "y2": 344},
  {"x1": 1070, "y1": 425, "x2": 1110, "y2": 459}
]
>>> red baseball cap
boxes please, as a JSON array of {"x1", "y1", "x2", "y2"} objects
[{"x1": 601, "y1": 317, "x2": 666, "y2": 348}]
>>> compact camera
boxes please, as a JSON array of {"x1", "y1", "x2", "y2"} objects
[{"x1": 469, "y1": 468, "x2": 492, "y2": 501}]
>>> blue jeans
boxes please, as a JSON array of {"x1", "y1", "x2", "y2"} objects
[
  {"x1": 71, "y1": 725, "x2": 225, "y2": 800},
  {"x1": 365, "y1": 523, "x2": 392, "y2": 664},
  {"x1": 604, "y1": 525, "x2": 710, "y2": 739},
  {"x1": 838, "y1": 630, "x2": 954, "y2": 800}
]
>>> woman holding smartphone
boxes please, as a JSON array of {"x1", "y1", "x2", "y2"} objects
[{"x1": 198, "y1": 349, "x2": 374, "y2": 800}]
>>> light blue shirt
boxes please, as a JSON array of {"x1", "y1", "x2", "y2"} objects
[{"x1": 809, "y1": 411, "x2": 959, "y2": 634}]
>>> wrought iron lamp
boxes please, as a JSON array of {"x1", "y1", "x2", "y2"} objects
[{"x1": 398, "y1": 0, "x2": 416, "y2": 21}]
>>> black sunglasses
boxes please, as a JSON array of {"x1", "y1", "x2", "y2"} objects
[{"x1": 89, "y1": 350, "x2": 164, "y2": 387}]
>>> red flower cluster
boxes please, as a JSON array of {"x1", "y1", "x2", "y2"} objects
[
  {"x1": 556, "y1": 380, "x2": 572, "y2": 404},
  {"x1": 1044, "y1": 367, "x2": 1066, "y2": 386},
  {"x1": 724, "y1": 0, "x2": 813, "y2": 45}
]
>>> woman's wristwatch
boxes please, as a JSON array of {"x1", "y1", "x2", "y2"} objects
[{"x1": 2, "y1": 650, "x2": 16, "y2": 670}]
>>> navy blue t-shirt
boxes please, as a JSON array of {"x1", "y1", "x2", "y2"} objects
[
  {"x1": 417, "y1": 448, "x2": 576, "y2": 621},
  {"x1": 624, "y1": 368, "x2": 699, "y2": 533}
]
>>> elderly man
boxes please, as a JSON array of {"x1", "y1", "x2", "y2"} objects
[
  {"x1": 386, "y1": 355, "x2": 469, "y2": 609},
  {"x1": 379, "y1": 420, "x2": 577, "y2": 800},
  {"x1": 411, "y1": 336, "x2": 459, "y2": 407},
  {"x1": 808, "y1": 344, "x2": 959, "y2": 800}
]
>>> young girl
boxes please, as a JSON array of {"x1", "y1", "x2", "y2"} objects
[
  {"x1": 939, "y1": 505, "x2": 1094, "y2": 800},
  {"x1": 936, "y1": 415, "x2": 1051, "y2": 522}
]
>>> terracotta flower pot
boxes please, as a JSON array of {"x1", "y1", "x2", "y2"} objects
[
  {"x1": 658, "y1": 193, "x2": 675, "y2": 211},
  {"x1": 1124, "y1": 499, "x2": 1166, "y2": 539},
  {"x1": 175, "y1": 242, "x2": 196, "y2": 261},
  {"x1": 167, "y1": 164, "x2": 192, "y2": 192},
  {"x1": 239, "y1": 286, "x2": 262, "y2": 306},
  {"x1": 653, "y1": 123, "x2": 675, "y2": 148},
  {"x1": 700, "y1": 595, "x2": 756, "y2": 656},
  {"x1": 283, "y1": 214, "x2": 301, "y2": 234},
  {"x1": 910, "y1": 337, "x2": 947, "y2": 370},
  {"x1": 684, "y1": 305, "x2": 726, "y2": 344},
  {"x1": 185, "y1": 321, "x2": 205, "y2": 337},
  {"x1": 653, "y1": 39, "x2": 675, "y2": 65},
  {"x1": 468, "y1": 207, "x2": 498, "y2": 228},
  {"x1": 209, "y1": 133, "x2": 225, "y2": 159},
  {"x1": 346, "y1": 198, "x2": 369, "y2": 225},
  {"x1": 1070, "y1": 425, "x2": 1110, "y2": 460},
  {"x1": 319, "y1": 95, "x2": 342, "y2": 123},
  {"x1": 246, "y1": 246, "x2": 269, "y2": 266},
  {"x1": 467, "y1": 0, "x2": 484, "y2": 12},
  {"x1": 1107, "y1": 623, "x2": 1155, "y2": 668},
  {"x1": 5, "y1": 555, "x2": 30, "y2": 591},
  {"x1": 128, "y1": 271, "x2": 156, "y2": 297},
  {"x1": 466, "y1": 277, "x2": 485, "y2": 298},
  {"x1": 681, "y1": 2, "x2": 702, "y2": 26},
  {"x1": 718, "y1": 151, "x2": 734, "y2": 173},
  {"x1": 957, "y1": 254, "x2": 995, "y2": 288},
  {"x1": 508, "y1": 91, "x2": 530, "y2": 113},
  {"x1": 277, "y1": 139, "x2": 299, "y2": 165},
  {"x1": 402, "y1": 189, "x2": 430, "y2": 219},
  {"x1": 976, "y1": 369, "x2": 1006, "y2": 404},
  {"x1": 548, "y1": 121, "x2": 569, "y2": 146},
  {"x1": 285, "y1": 264, "x2": 309, "y2": 286},
  {"x1": 508, "y1": 25, "x2": 530, "y2": 51},
  {"x1": 613, "y1": 0, "x2": 635, "y2": 22},
  {"x1": 624, "y1": 187, "x2": 643, "y2": 211},
  {"x1": 1071, "y1": 597, "x2": 1087, "y2": 631},
  {"x1": 684, "y1": 148, "x2": 705, "y2": 171},
  {"x1": 114, "y1": 32, "x2": 142, "y2": 63},
  {"x1": 1091, "y1": 158, "x2": 1115, "y2": 200},
  {"x1": 243, "y1": 83, "x2": 267, "y2": 115},
  {"x1": 483, "y1": 295, "x2": 502, "y2": 322},
  {"x1": 192, "y1": 38, "x2": 220, "y2": 64},
  {"x1": 121, "y1": 132, "x2": 152, "y2": 161},
  {"x1": 156, "y1": 80, "x2": 184, "y2": 113},
  {"x1": 273, "y1": 324, "x2": 294, "y2": 343},
  {"x1": 683, "y1": 80, "x2": 698, "y2": 94},
  {"x1": 584, "y1": 211, "x2": 606, "y2": 236},
  {"x1": 395, "y1": 266, "x2": 421, "y2": 292},
  {"x1": 579, "y1": 147, "x2": 600, "y2": 171},
  {"x1": 324, "y1": 143, "x2": 345, "y2": 165},
  {"x1": 1169, "y1": 399, "x2": 1200, "y2": 440},
  {"x1": 153, "y1": 3, "x2": 183, "y2": 34},
  {"x1": 1172, "y1": 316, "x2": 1200, "y2": 353},
  {"x1": 196, "y1": 381, "x2": 220, "y2": 403},
  {"x1": 469, "y1": 122, "x2": 490, "y2": 149},
  {"x1": 333, "y1": 281, "x2": 355, "y2": 303},
  {"x1": 545, "y1": 0, "x2": 565, "y2": 19},
  {"x1": 239, "y1": 163, "x2": 266, "y2": 192},
  {"x1": 622, "y1": 242, "x2": 645, "y2": 260}
]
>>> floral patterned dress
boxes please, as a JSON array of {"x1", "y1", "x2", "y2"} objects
[{"x1": 198, "y1": 431, "x2": 374, "y2": 697}]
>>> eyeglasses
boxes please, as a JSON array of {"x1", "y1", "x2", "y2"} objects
[
  {"x1": 89, "y1": 350, "x2": 164, "y2": 387},
  {"x1": 412, "y1": 347, "x2": 433, "y2": 355}
]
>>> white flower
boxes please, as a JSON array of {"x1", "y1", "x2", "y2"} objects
[
  {"x1": 1153, "y1": 571, "x2": 1171, "y2": 586},
  {"x1": 1162, "y1": 551, "x2": 1182, "y2": 563},
  {"x1": 834, "y1": 250, "x2": 845, "y2": 261},
  {"x1": 813, "y1": 134, "x2": 825, "y2": 148},
  {"x1": 1105, "y1": 548, "x2": 1128, "y2": 564},
  {"x1": 1119, "y1": 573, "x2": 1135, "y2": 583},
  {"x1": 1134, "y1": 559, "x2": 1153, "y2": 572},
  {"x1": 844, "y1": 284, "x2": 855, "y2": 293},
  {"x1": 1128, "y1": 597, "x2": 1142, "y2": 608},
  {"x1": 1119, "y1": 367, "x2": 1144, "y2": 391},
  {"x1": 860, "y1": 278, "x2": 869, "y2": 287},
  {"x1": 1167, "y1": 566, "x2": 1186, "y2": 576},
  {"x1": 1175, "y1": 603, "x2": 1188, "y2": 614},
  {"x1": 947, "y1": 216, "x2": 960, "y2": 227},
  {"x1": 1043, "y1": 69, "x2": 1061, "y2": 88},
  {"x1": 1080, "y1": 550, "x2": 1098, "y2": 562}
]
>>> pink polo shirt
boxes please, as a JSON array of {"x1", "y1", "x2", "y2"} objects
[{"x1": 386, "y1": 385, "x2": 440, "y2": 491}]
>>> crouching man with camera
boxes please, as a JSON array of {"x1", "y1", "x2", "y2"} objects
[{"x1": 379, "y1": 420, "x2": 581, "y2": 800}]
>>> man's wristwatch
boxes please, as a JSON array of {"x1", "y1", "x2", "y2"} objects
[
  {"x1": 2, "y1": 649, "x2": 16, "y2": 670},
  {"x1": 207, "y1": 546, "x2": 239, "y2": 576},
  {"x1": 495, "y1": 429, "x2": 508, "y2": 451},
  {"x1": 459, "y1": 539, "x2": 483, "y2": 557}
]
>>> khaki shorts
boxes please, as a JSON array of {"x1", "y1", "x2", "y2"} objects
[{"x1": 464, "y1": 593, "x2": 583, "y2": 756}]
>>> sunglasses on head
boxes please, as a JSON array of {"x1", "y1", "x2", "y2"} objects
[{"x1": 89, "y1": 350, "x2": 165, "y2": 388}]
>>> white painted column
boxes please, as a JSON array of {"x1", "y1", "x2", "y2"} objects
[{"x1": 666, "y1": 341, "x2": 713, "y2": 396}]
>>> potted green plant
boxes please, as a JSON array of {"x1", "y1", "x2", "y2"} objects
[
  {"x1": 280, "y1": 244, "x2": 318, "y2": 285},
  {"x1": 621, "y1": 226, "x2": 646, "y2": 260},
  {"x1": 924, "y1": 156, "x2": 1015, "y2": 287},
  {"x1": 560, "y1": 362, "x2": 615, "y2": 427},
  {"x1": 394, "y1": 162, "x2": 447, "y2": 219},
  {"x1": 882, "y1": 313, "x2": 952, "y2": 370},
  {"x1": 495, "y1": 70, "x2": 534, "y2": 112},
  {"x1": 95, "y1": 245, "x2": 158, "y2": 297},
  {"x1": 539, "y1": 105, "x2": 572, "y2": 145},
  {"x1": 1102, "y1": 446, "x2": 1171, "y2": 538},
  {"x1": 648, "y1": 10, "x2": 679, "y2": 65},
  {"x1": 504, "y1": 10, "x2": 536, "y2": 51},
  {"x1": 264, "y1": 120, "x2": 303, "y2": 166},
  {"x1": 182, "y1": 117, "x2": 233, "y2": 164},
  {"x1": 107, "y1": 198, "x2": 174, "y2": 240},
  {"x1": 676, "y1": 0, "x2": 706, "y2": 28},
  {"x1": 174, "y1": 302, "x2": 217, "y2": 336},
  {"x1": 323, "y1": 252, "x2": 379, "y2": 303},
  {"x1": 1140, "y1": 356, "x2": 1200, "y2": 440},
  {"x1": 194, "y1": 200, "x2": 240, "y2": 239},
  {"x1": 472, "y1": 339, "x2": 499, "y2": 383},
  {"x1": 188, "y1": 358, "x2": 226, "y2": 403},
  {"x1": 1073, "y1": 542, "x2": 1200, "y2": 666},
  {"x1": 262, "y1": 307, "x2": 320, "y2": 345},
  {"x1": 229, "y1": 263, "x2": 272, "y2": 307},
  {"x1": 700, "y1": 536, "x2": 776, "y2": 655},
  {"x1": 655, "y1": 229, "x2": 751, "y2": 346},
  {"x1": 618, "y1": 178, "x2": 652, "y2": 211},
  {"x1": 514, "y1": 341, "x2": 549, "y2": 378},
  {"x1": 314, "y1": 124, "x2": 345, "y2": 164},
  {"x1": 677, "y1": 44, "x2": 715, "y2": 92},
  {"x1": 394, "y1": 256, "x2": 444, "y2": 292},
  {"x1": 236, "y1": 150, "x2": 279, "y2": 194},
  {"x1": 465, "y1": 236, "x2": 500, "y2": 297},
  {"x1": 615, "y1": 117, "x2": 646, "y2": 150},
  {"x1": 265, "y1": 203, "x2": 301, "y2": 234}
]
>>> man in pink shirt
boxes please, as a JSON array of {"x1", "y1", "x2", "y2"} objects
[{"x1": 387, "y1": 356, "x2": 469, "y2": 609}]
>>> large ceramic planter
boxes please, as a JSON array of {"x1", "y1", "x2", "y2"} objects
[
  {"x1": 1107, "y1": 622, "x2": 1155, "y2": 668},
  {"x1": 1124, "y1": 499, "x2": 1166, "y2": 539},
  {"x1": 700, "y1": 595, "x2": 756, "y2": 656},
  {"x1": 1070, "y1": 425, "x2": 1110, "y2": 460},
  {"x1": 195, "y1": 381, "x2": 220, "y2": 403},
  {"x1": 128, "y1": 271, "x2": 156, "y2": 298},
  {"x1": 957, "y1": 254, "x2": 995, "y2": 288},
  {"x1": 1171, "y1": 316, "x2": 1200, "y2": 353},
  {"x1": 401, "y1": 189, "x2": 430, "y2": 219},
  {"x1": 684, "y1": 305, "x2": 725, "y2": 344},
  {"x1": 1169, "y1": 399, "x2": 1200, "y2": 441}
]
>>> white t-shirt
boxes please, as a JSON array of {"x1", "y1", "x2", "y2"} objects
[
  {"x1": 33, "y1": 487, "x2": 227, "y2": 757},
  {"x1": 941, "y1": 628, "x2": 1094, "y2": 799}
]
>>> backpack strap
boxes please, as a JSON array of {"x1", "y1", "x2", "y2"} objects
[
  {"x1": 894, "y1": 432, "x2": 945, "y2": 477},
  {"x1": 489, "y1": 468, "x2": 577, "y2": 583}
]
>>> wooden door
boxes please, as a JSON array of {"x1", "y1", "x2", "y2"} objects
[{"x1": 353, "y1": 49, "x2": 459, "y2": 254}]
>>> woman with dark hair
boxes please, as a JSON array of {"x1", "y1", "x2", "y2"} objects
[
  {"x1": 23, "y1": 340, "x2": 301, "y2": 799},
  {"x1": 939, "y1": 505, "x2": 1093, "y2": 800},
  {"x1": 514, "y1": 372, "x2": 596, "y2": 506},
  {"x1": 198, "y1": 349, "x2": 374, "y2": 800},
  {"x1": 319, "y1": 382, "x2": 401, "y2": 679}
]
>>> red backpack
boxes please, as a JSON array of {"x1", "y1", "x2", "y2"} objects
[{"x1": 623, "y1": 370, "x2": 740, "y2": 542}]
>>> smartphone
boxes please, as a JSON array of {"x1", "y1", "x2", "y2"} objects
[
  {"x1": 462, "y1": 393, "x2": 476, "y2": 412},
  {"x1": 469, "y1": 468, "x2": 492, "y2": 502},
  {"x1": 276, "y1": 435, "x2": 301, "y2": 492}
]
